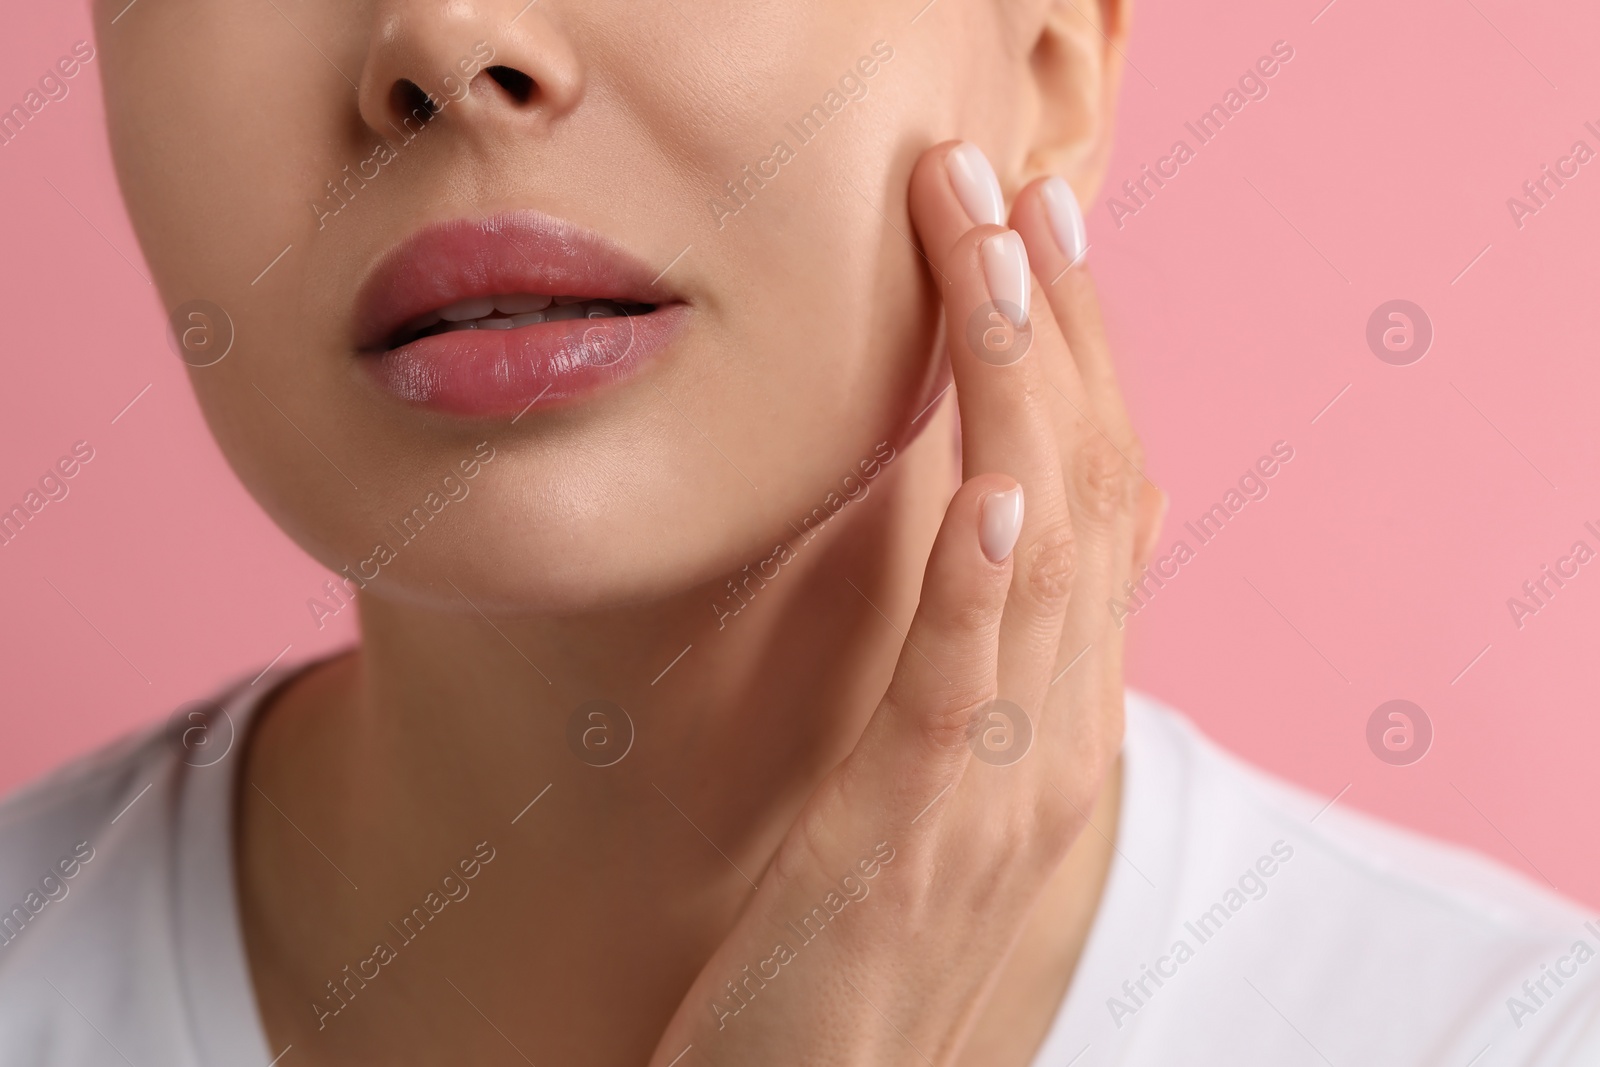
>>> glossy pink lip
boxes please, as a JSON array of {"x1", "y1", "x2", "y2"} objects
[{"x1": 353, "y1": 211, "x2": 688, "y2": 417}]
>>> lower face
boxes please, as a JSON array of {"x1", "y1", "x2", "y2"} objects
[{"x1": 95, "y1": 0, "x2": 1022, "y2": 614}]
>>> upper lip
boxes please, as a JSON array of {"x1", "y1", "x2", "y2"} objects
[{"x1": 353, "y1": 210, "x2": 681, "y2": 352}]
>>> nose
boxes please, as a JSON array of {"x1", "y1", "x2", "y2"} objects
[{"x1": 356, "y1": 1, "x2": 582, "y2": 139}]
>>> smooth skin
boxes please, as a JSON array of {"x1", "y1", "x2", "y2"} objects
[{"x1": 90, "y1": 0, "x2": 1163, "y2": 1062}]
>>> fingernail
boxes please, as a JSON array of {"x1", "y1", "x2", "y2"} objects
[
  {"x1": 980, "y1": 231, "x2": 1030, "y2": 328},
  {"x1": 1137, "y1": 488, "x2": 1168, "y2": 567},
  {"x1": 946, "y1": 142, "x2": 1006, "y2": 227},
  {"x1": 979, "y1": 486, "x2": 1025, "y2": 563},
  {"x1": 1040, "y1": 176, "x2": 1087, "y2": 266}
]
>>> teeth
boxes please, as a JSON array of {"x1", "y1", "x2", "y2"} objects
[
  {"x1": 495, "y1": 294, "x2": 553, "y2": 315},
  {"x1": 439, "y1": 298, "x2": 496, "y2": 322},
  {"x1": 403, "y1": 297, "x2": 650, "y2": 344}
]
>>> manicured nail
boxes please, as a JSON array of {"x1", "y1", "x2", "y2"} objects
[
  {"x1": 946, "y1": 142, "x2": 1006, "y2": 227},
  {"x1": 1138, "y1": 488, "x2": 1169, "y2": 566},
  {"x1": 1040, "y1": 176, "x2": 1087, "y2": 266},
  {"x1": 979, "y1": 486, "x2": 1025, "y2": 563},
  {"x1": 980, "y1": 231, "x2": 1030, "y2": 328}
]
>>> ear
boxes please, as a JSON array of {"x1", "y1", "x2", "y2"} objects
[{"x1": 1017, "y1": 0, "x2": 1130, "y2": 199}]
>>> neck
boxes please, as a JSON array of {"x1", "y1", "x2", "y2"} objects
[{"x1": 238, "y1": 402, "x2": 1115, "y2": 1064}]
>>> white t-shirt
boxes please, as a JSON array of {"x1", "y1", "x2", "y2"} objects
[{"x1": 2, "y1": 673, "x2": 1597, "y2": 1066}]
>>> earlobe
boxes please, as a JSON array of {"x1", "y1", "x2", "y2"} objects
[{"x1": 1020, "y1": 0, "x2": 1129, "y2": 198}]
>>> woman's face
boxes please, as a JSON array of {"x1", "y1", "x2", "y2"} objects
[{"x1": 94, "y1": 0, "x2": 1111, "y2": 614}]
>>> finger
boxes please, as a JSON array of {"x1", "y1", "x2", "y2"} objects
[
  {"x1": 998, "y1": 183, "x2": 1142, "y2": 770},
  {"x1": 846, "y1": 474, "x2": 1022, "y2": 807},
  {"x1": 653, "y1": 483, "x2": 1033, "y2": 1066},
  {"x1": 910, "y1": 140, "x2": 1008, "y2": 280},
  {"x1": 1009, "y1": 176, "x2": 1135, "y2": 453},
  {"x1": 1029, "y1": 438, "x2": 1135, "y2": 794},
  {"x1": 1012, "y1": 176, "x2": 1153, "y2": 606},
  {"x1": 908, "y1": 142, "x2": 1077, "y2": 715},
  {"x1": 1133, "y1": 482, "x2": 1168, "y2": 572},
  {"x1": 650, "y1": 479, "x2": 1021, "y2": 1067}
]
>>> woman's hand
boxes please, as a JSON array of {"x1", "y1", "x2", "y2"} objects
[{"x1": 647, "y1": 141, "x2": 1160, "y2": 1067}]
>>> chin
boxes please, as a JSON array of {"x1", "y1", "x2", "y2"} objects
[{"x1": 279, "y1": 448, "x2": 779, "y2": 622}]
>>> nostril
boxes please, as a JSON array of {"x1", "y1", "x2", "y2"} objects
[
  {"x1": 485, "y1": 65, "x2": 535, "y2": 104},
  {"x1": 391, "y1": 79, "x2": 440, "y2": 124}
]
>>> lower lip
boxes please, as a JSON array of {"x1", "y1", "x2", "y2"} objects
[{"x1": 361, "y1": 305, "x2": 689, "y2": 417}]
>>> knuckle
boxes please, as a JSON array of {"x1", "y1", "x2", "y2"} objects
[
  {"x1": 967, "y1": 795, "x2": 1084, "y2": 886},
  {"x1": 1020, "y1": 519, "x2": 1077, "y2": 607},
  {"x1": 882, "y1": 683, "x2": 994, "y2": 756},
  {"x1": 947, "y1": 586, "x2": 1001, "y2": 635},
  {"x1": 964, "y1": 818, "x2": 1034, "y2": 889},
  {"x1": 926, "y1": 689, "x2": 995, "y2": 752},
  {"x1": 1073, "y1": 437, "x2": 1130, "y2": 521}
]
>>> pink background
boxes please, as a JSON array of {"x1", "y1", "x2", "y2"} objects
[{"x1": 3, "y1": 1, "x2": 1597, "y2": 904}]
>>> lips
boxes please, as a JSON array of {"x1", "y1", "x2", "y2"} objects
[{"x1": 353, "y1": 211, "x2": 689, "y2": 417}]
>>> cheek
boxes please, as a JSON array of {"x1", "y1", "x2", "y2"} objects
[
  {"x1": 104, "y1": 1, "x2": 343, "y2": 301},
  {"x1": 615, "y1": 25, "x2": 950, "y2": 474},
  {"x1": 699, "y1": 145, "x2": 937, "y2": 512},
  {"x1": 103, "y1": 1, "x2": 364, "y2": 491}
]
